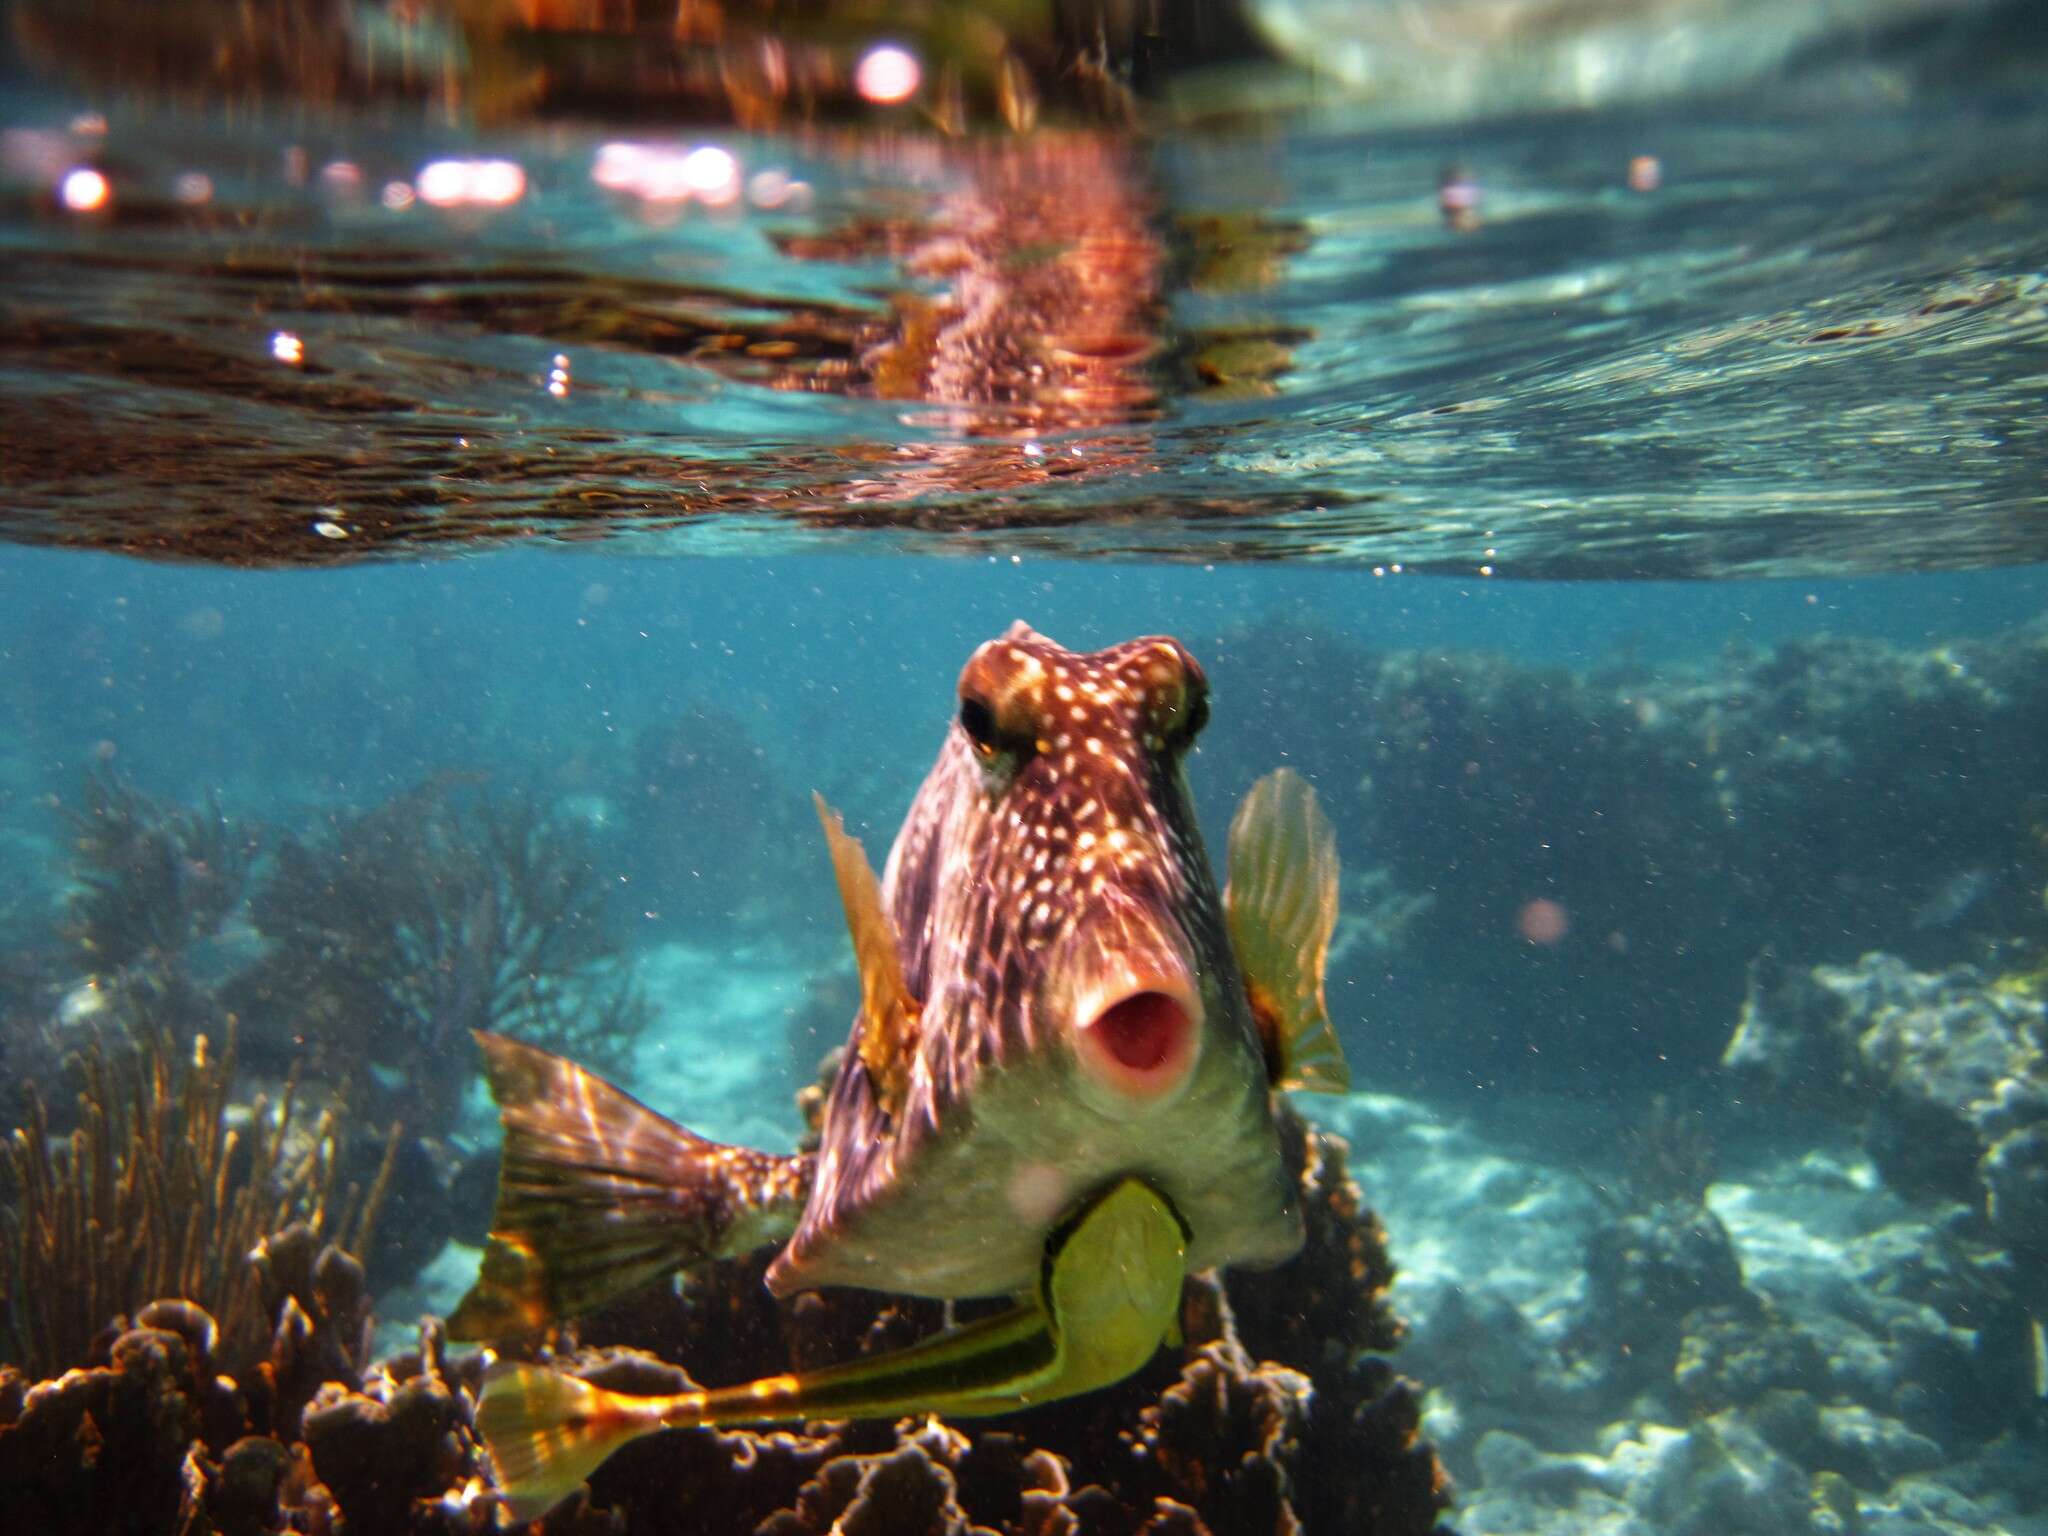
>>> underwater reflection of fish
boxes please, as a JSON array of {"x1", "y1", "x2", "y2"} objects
[{"x1": 454, "y1": 622, "x2": 1351, "y2": 1519}]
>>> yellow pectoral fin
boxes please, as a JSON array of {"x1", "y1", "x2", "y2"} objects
[
  {"x1": 814, "y1": 793, "x2": 921, "y2": 1120},
  {"x1": 1225, "y1": 768, "x2": 1352, "y2": 1094}
]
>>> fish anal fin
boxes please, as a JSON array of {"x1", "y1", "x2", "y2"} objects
[
  {"x1": 814, "y1": 793, "x2": 921, "y2": 1121},
  {"x1": 448, "y1": 1032, "x2": 811, "y2": 1341},
  {"x1": 1225, "y1": 769, "x2": 1352, "y2": 1095}
]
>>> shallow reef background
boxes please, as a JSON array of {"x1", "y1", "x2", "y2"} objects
[{"x1": 3, "y1": 553, "x2": 2048, "y2": 1532}]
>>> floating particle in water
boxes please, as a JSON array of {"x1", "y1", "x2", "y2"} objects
[
  {"x1": 1628, "y1": 154, "x2": 1662, "y2": 192},
  {"x1": 69, "y1": 111, "x2": 107, "y2": 137},
  {"x1": 1439, "y1": 164, "x2": 1480, "y2": 231},
  {"x1": 855, "y1": 44, "x2": 921, "y2": 105},
  {"x1": 271, "y1": 330, "x2": 304, "y2": 365},
  {"x1": 312, "y1": 517, "x2": 349, "y2": 539},
  {"x1": 179, "y1": 605, "x2": 226, "y2": 640},
  {"x1": 1516, "y1": 897, "x2": 1569, "y2": 945},
  {"x1": 173, "y1": 171, "x2": 213, "y2": 205},
  {"x1": 59, "y1": 166, "x2": 109, "y2": 212},
  {"x1": 58, "y1": 976, "x2": 109, "y2": 1027}
]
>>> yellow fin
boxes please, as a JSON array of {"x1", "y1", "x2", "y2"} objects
[
  {"x1": 473, "y1": 1179, "x2": 1189, "y2": 1506},
  {"x1": 476, "y1": 1364, "x2": 661, "y2": 1522},
  {"x1": 814, "y1": 793, "x2": 921, "y2": 1121},
  {"x1": 1225, "y1": 768, "x2": 1351, "y2": 1094}
]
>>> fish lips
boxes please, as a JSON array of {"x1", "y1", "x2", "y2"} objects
[{"x1": 1060, "y1": 922, "x2": 1205, "y2": 1113}]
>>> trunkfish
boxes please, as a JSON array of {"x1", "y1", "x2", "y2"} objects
[{"x1": 453, "y1": 622, "x2": 1351, "y2": 1519}]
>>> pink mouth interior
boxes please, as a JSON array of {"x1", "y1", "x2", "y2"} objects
[{"x1": 1081, "y1": 989, "x2": 1195, "y2": 1099}]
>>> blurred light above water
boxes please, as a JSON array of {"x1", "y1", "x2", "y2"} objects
[
  {"x1": 59, "y1": 166, "x2": 109, "y2": 212},
  {"x1": 270, "y1": 331, "x2": 303, "y2": 366},
  {"x1": 416, "y1": 157, "x2": 526, "y2": 209},
  {"x1": 592, "y1": 141, "x2": 742, "y2": 206},
  {"x1": 173, "y1": 172, "x2": 213, "y2": 205},
  {"x1": 854, "y1": 45, "x2": 921, "y2": 105}
]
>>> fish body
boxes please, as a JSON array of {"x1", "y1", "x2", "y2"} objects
[
  {"x1": 455, "y1": 623, "x2": 1350, "y2": 1517},
  {"x1": 775, "y1": 626, "x2": 1300, "y2": 1299}
]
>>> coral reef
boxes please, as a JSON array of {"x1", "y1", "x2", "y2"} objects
[
  {"x1": 0, "y1": 1096, "x2": 1446, "y2": 1536},
  {"x1": 0, "y1": 1026, "x2": 388, "y2": 1381},
  {"x1": 223, "y1": 781, "x2": 650, "y2": 1129},
  {"x1": 62, "y1": 767, "x2": 260, "y2": 973},
  {"x1": 1200, "y1": 612, "x2": 2048, "y2": 1092},
  {"x1": 529, "y1": 1103, "x2": 1449, "y2": 1536},
  {"x1": 1724, "y1": 952, "x2": 2048, "y2": 1314}
]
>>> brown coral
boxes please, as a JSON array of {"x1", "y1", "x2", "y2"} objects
[{"x1": 0, "y1": 1026, "x2": 388, "y2": 1380}]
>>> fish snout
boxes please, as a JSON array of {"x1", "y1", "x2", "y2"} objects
[{"x1": 1061, "y1": 920, "x2": 1204, "y2": 1110}]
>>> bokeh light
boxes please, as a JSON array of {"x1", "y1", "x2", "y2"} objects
[
  {"x1": 59, "y1": 166, "x2": 109, "y2": 212},
  {"x1": 855, "y1": 45, "x2": 921, "y2": 105},
  {"x1": 1516, "y1": 898, "x2": 1570, "y2": 946},
  {"x1": 416, "y1": 158, "x2": 526, "y2": 209}
]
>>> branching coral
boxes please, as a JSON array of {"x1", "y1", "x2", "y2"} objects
[
  {"x1": 0, "y1": 1025, "x2": 391, "y2": 1380},
  {"x1": 62, "y1": 767, "x2": 260, "y2": 971},
  {"x1": 224, "y1": 781, "x2": 649, "y2": 1127}
]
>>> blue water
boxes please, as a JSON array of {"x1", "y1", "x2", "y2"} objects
[{"x1": 6, "y1": 6, "x2": 2048, "y2": 1531}]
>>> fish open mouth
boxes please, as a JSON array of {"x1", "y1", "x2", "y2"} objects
[{"x1": 1075, "y1": 981, "x2": 1200, "y2": 1104}]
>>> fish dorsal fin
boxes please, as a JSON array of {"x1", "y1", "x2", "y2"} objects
[
  {"x1": 1224, "y1": 768, "x2": 1350, "y2": 1094},
  {"x1": 815, "y1": 793, "x2": 921, "y2": 1121}
]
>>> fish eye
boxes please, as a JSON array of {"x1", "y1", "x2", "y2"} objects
[
  {"x1": 959, "y1": 694, "x2": 1002, "y2": 758},
  {"x1": 1177, "y1": 681, "x2": 1210, "y2": 745}
]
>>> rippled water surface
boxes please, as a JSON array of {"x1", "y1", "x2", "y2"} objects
[{"x1": 4, "y1": 61, "x2": 2044, "y2": 575}]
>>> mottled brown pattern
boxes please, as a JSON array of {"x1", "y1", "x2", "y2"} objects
[{"x1": 771, "y1": 624, "x2": 1300, "y2": 1299}]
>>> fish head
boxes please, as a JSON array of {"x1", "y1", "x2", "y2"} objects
[{"x1": 910, "y1": 621, "x2": 1233, "y2": 1116}]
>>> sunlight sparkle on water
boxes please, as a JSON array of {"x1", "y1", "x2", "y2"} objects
[
  {"x1": 593, "y1": 142, "x2": 741, "y2": 205},
  {"x1": 416, "y1": 157, "x2": 526, "y2": 208},
  {"x1": 59, "y1": 166, "x2": 109, "y2": 212},
  {"x1": 855, "y1": 45, "x2": 921, "y2": 105}
]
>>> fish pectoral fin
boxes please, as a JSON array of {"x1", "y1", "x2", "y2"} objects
[
  {"x1": 1225, "y1": 768, "x2": 1351, "y2": 1094},
  {"x1": 447, "y1": 1031, "x2": 811, "y2": 1342},
  {"x1": 814, "y1": 792, "x2": 921, "y2": 1122}
]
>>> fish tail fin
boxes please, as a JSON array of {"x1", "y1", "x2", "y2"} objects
[
  {"x1": 448, "y1": 1032, "x2": 811, "y2": 1341},
  {"x1": 476, "y1": 1364, "x2": 662, "y2": 1521}
]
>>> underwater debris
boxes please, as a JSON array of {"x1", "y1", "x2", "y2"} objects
[
  {"x1": 0, "y1": 1025, "x2": 390, "y2": 1380},
  {"x1": 224, "y1": 781, "x2": 649, "y2": 1127},
  {"x1": 62, "y1": 766, "x2": 259, "y2": 971}
]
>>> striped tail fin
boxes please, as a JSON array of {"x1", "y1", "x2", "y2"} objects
[
  {"x1": 448, "y1": 1032, "x2": 812, "y2": 1341},
  {"x1": 476, "y1": 1365, "x2": 663, "y2": 1522}
]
